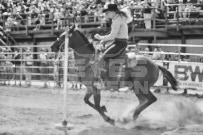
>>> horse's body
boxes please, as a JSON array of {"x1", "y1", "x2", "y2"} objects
[{"x1": 55, "y1": 25, "x2": 178, "y2": 125}]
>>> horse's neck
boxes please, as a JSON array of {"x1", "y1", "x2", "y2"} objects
[{"x1": 73, "y1": 50, "x2": 94, "y2": 66}]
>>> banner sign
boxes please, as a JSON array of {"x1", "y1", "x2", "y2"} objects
[{"x1": 169, "y1": 62, "x2": 203, "y2": 90}]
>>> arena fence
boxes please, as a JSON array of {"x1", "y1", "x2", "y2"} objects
[
  {"x1": 0, "y1": 43, "x2": 203, "y2": 91},
  {"x1": 0, "y1": 44, "x2": 78, "y2": 88},
  {"x1": 132, "y1": 43, "x2": 203, "y2": 91}
]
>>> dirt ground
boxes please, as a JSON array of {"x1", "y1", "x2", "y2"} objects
[{"x1": 0, "y1": 86, "x2": 203, "y2": 135}]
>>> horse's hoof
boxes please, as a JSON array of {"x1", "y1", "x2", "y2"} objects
[
  {"x1": 109, "y1": 119, "x2": 115, "y2": 126},
  {"x1": 108, "y1": 119, "x2": 115, "y2": 126},
  {"x1": 133, "y1": 115, "x2": 138, "y2": 121},
  {"x1": 104, "y1": 117, "x2": 115, "y2": 126},
  {"x1": 101, "y1": 105, "x2": 107, "y2": 112}
]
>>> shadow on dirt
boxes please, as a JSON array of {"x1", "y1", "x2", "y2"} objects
[{"x1": 78, "y1": 126, "x2": 167, "y2": 135}]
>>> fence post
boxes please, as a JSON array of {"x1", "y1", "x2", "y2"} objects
[
  {"x1": 55, "y1": 26, "x2": 74, "y2": 131},
  {"x1": 19, "y1": 48, "x2": 23, "y2": 86}
]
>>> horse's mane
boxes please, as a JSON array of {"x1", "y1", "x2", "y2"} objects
[{"x1": 75, "y1": 30, "x2": 95, "y2": 53}]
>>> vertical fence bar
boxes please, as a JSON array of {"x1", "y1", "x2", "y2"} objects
[{"x1": 19, "y1": 48, "x2": 23, "y2": 86}]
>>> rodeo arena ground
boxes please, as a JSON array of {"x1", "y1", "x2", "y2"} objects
[{"x1": 1, "y1": 0, "x2": 203, "y2": 135}]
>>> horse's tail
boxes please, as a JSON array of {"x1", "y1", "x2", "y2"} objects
[{"x1": 158, "y1": 65, "x2": 178, "y2": 91}]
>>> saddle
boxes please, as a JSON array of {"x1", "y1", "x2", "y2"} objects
[
  {"x1": 94, "y1": 40, "x2": 138, "y2": 69},
  {"x1": 92, "y1": 42, "x2": 138, "y2": 90}
]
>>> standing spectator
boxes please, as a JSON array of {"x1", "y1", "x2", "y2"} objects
[
  {"x1": 54, "y1": 52, "x2": 63, "y2": 87},
  {"x1": 39, "y1": 48, "x2": 49, "y2": 88},
  {"x1": 5, "y1": 14, "x2": 15, "y2": 32},
  {"x1": 200, "y1": 51, "x2": 203, "y2": 63},
  {"x1": 157, "y1": 46, "x2": 165, "y2": 60},
  {"x1": 27, "y1": 14, "x2": 32, "y2": 26},
  {"x1": 39, "y1": 12, "x2": 46, "y2": 26},
  {"x1": 0, "y1": 10, "x2": 3, "y2": 22},
  {"x1": 5, "y1": 48, "x2": 13, "y2": 85},
  {"x1": 142, "y1": 0, "x2": 153, "y2": 29},
  {"x1": 143, "y1": 47, "x2": 151, "y2": 58},
  {"x1": 0, "y1": 47, "x2": 6, "y2": 85},
  {"x1": 0, "y1": 47, "x2": 6, "y2": 72},
  {"x1": 165, "y1": 52, "x2": 172, "y2": 61},
  {"x1": 12, "y1": 49, "x2": 21, "y2": 84},
  {"x1": 172, "y1": 50, "x2": 179, "y2": 61},
  {"x1": 64, "y1": 7, "x2": 74, "y2": 26},
  {"x1": 152, "y1": 47, "x2": 161, "y2": 60},
  {"x1": 54, "y1": 8, "x2": 62, "y2": 30},
  {"x1": 182, "y1": 55, "x2": 190, "y2": 62},
  {"x1": 23, "y1": 47, "x2": 33, "y2": 87},
  {"x1": 33, "y1": 14, "x2": 40, "y2": 30},
  {"x1": 16, "y1": 3, "x2": 22, "y2": 13}
]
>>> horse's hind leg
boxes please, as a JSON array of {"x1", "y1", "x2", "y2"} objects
[{"x1": 133, "y1": 87, "x2": 157, "y2": 120}]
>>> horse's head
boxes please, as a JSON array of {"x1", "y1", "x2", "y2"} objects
[{"x1": 68, "y1": 24, "x2": 95, "y2": 55}]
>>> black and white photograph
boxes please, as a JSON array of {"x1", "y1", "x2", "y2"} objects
[{"x1": 0, "y1": 0, "x2": 203, "y2": 135}]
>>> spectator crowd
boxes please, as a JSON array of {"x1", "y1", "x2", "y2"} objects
[{"x1": 0, "y1": 0, "x2": 203, "y2": 31}]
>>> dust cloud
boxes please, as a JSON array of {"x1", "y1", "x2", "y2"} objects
[{"x1": 116, "y1": 95, "x2": 203, "y2": 130}]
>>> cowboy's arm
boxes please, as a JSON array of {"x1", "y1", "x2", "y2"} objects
[{"x1": 99, "y1": 17, "x2": 121, "y2": 41}]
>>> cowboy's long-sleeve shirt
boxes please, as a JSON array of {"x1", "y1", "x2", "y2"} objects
[{"x1": 99, "y1": 15, "x2": 128, "y2": 41}]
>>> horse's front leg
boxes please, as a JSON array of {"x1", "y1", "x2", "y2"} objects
[{"x1": 84, "y1": 85, "x2": 115, "y2": 125}]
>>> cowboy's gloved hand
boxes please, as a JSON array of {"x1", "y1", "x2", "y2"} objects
[{"x1": 94, "y1": 34, "x2": 102, "y2": 40}]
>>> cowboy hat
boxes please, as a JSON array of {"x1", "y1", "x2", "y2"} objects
[{"x1": 102, "y1": 4, "x2": 119, "y2": 13}]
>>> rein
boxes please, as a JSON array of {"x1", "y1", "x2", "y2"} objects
[{"x1": 72, "y1": 42, "x2": 96, "y2": 71}]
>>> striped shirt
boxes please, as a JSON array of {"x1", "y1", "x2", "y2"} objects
[{"x1": 100, "y1": 15, "x2": 128, "y2": 41}]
